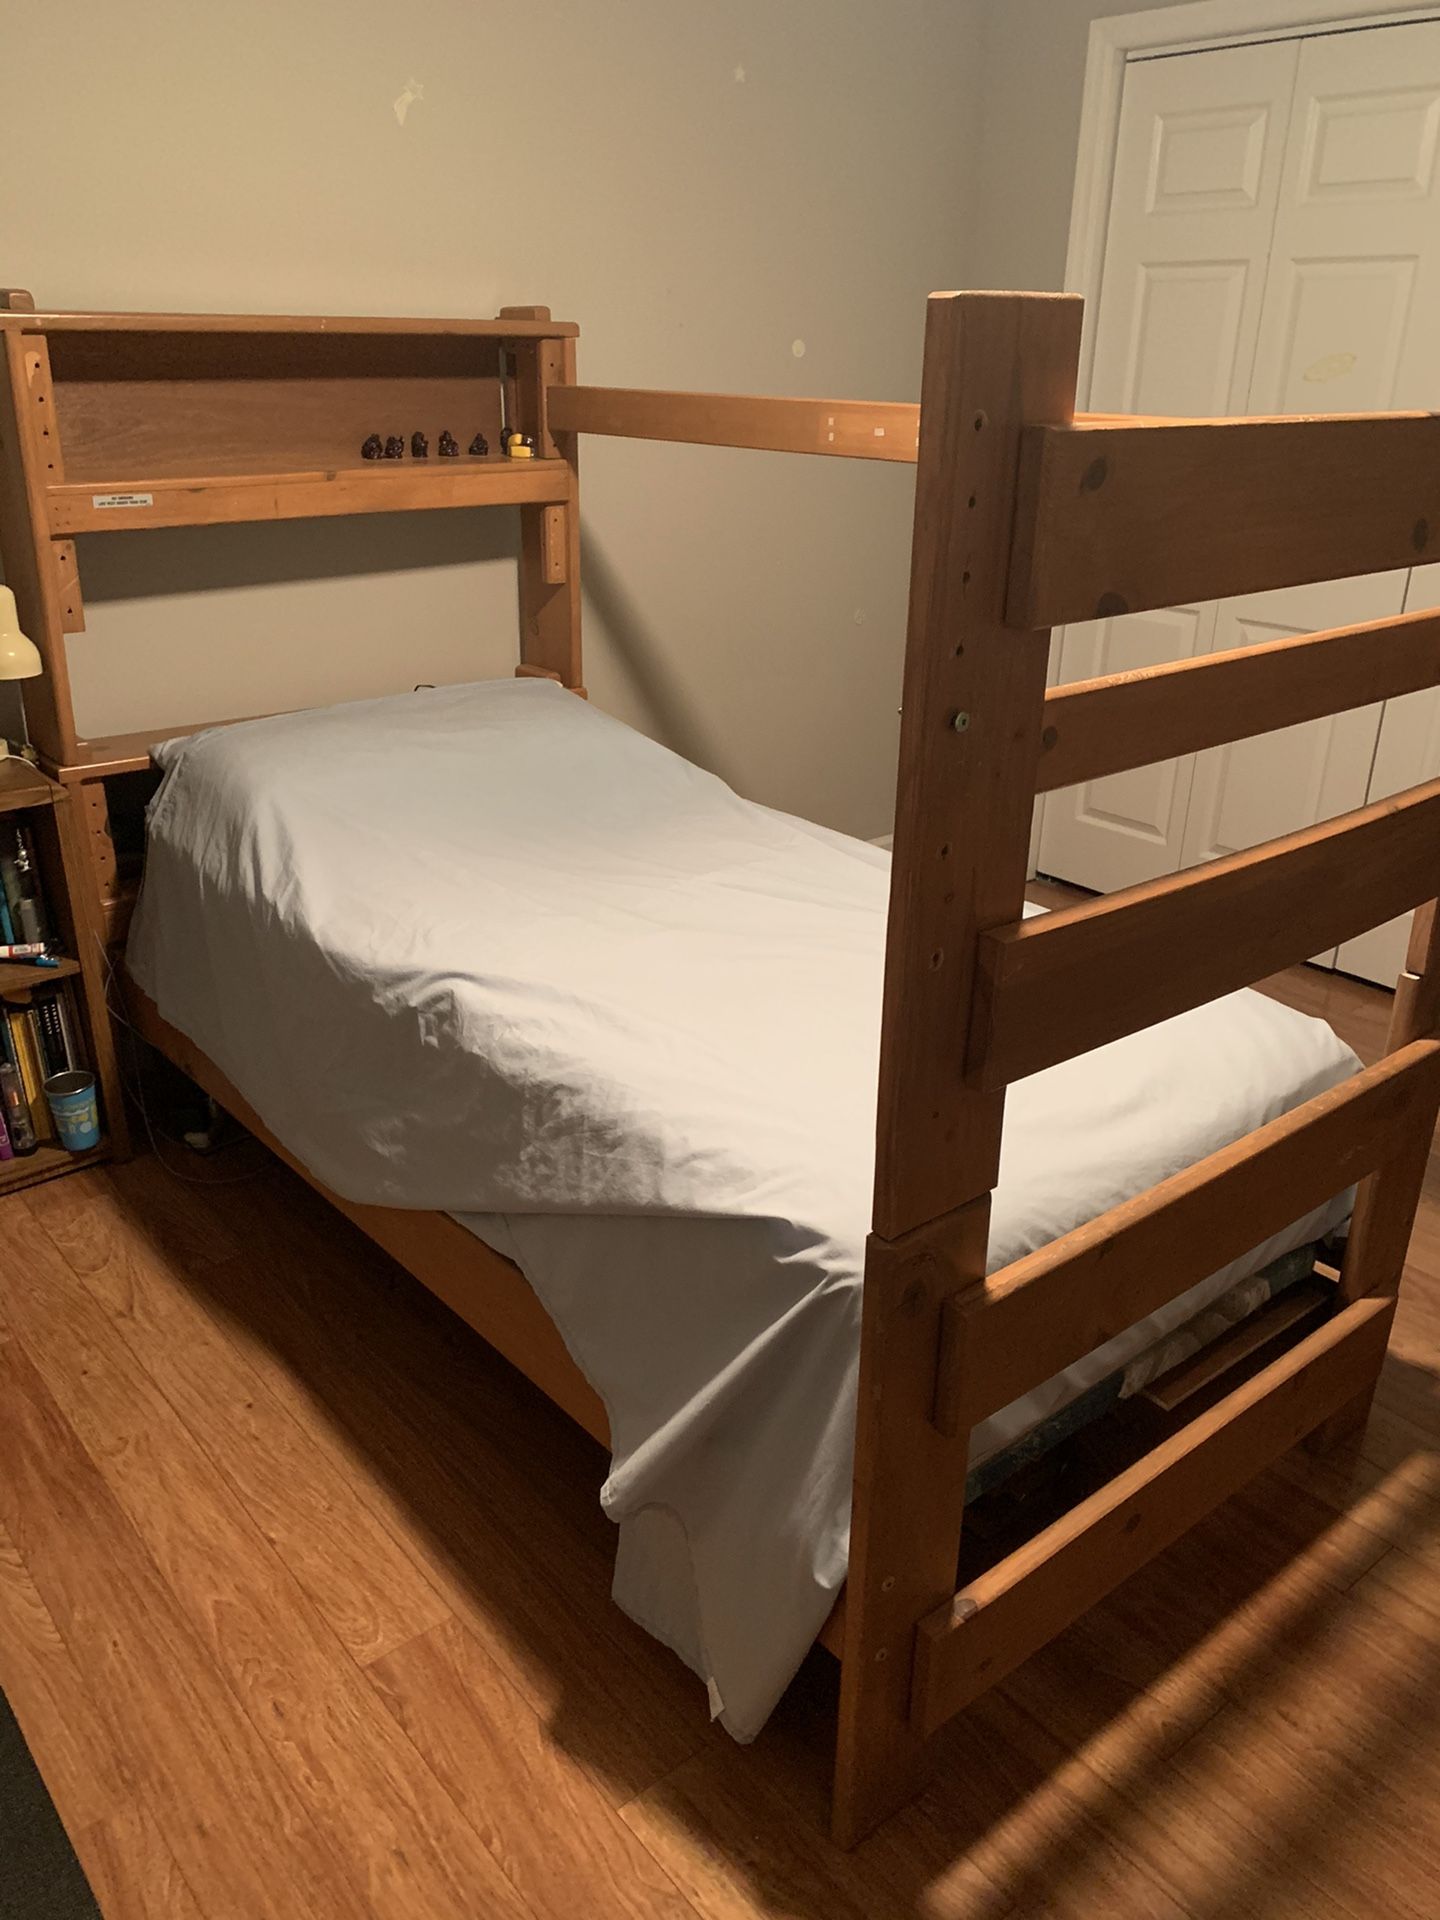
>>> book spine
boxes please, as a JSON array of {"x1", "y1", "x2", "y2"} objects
[
  {"x1": 0, "y1": 888, "x2": 13, "y2": 946},
  {"x1": 9, "y1": 1006, "x2": 54, "y2": 1142},
  {"x1": 0, "y1": 1060, "x2": 34, "y2": 1154},
  {"x1": 33, "y1": 988, "x2": 68, "y2": 1079},
  {"x1": 11, "y1": 826, "x2": 50, "y2": 945},
  {"x1": 55, "y1": 983, "x2": 81, "y2": 1071},
  {"x1": 0, "y1": 1098, "x2": 12, "y2": 1161}
]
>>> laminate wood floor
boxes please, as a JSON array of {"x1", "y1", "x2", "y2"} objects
[{"x1": 3, "y1": 954, "x2": 1438, "y2": 1919}]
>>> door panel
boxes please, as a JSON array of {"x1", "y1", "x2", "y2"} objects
[
  {"x1": 1250, "y1": 22, "x2": 1440, "y2": 413},
  {"x1": 1180, "y1": 575, "x2": 1405, "y2": 963},
  {"x1": 1042, "y1": 604, "x2": 1216, "y2": 893},
  {"x1": 1088, "y1": 39, "x2": 1301, "y2": 417}
]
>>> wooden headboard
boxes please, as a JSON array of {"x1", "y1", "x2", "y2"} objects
[{"x1": 0, "y1": 294, "x2": 582, "y2": 938}]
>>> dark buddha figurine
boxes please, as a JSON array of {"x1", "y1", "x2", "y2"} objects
[
  {"x1": 438, "y1": 429, "x2": 460, "y2": 457},
  {"x1": 468, "y1": 431, "x2": 489, "y2": 457},
  {"x1": 383, "y1": 435, "x2": 405, "y2": 459},
  {"x1": 411, "y1": 431, "x2": 429, "y2": 459},
  {"x1": 360, "y1": 433, "x2": 383, "y2": 460}
]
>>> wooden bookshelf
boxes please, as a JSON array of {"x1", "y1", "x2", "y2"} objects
[{"x1": 0, "y1": 756, "x2": 128, "y2": 1188}]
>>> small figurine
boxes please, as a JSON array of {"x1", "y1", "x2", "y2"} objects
[
  {"x1": 438, "y1": 429, "x2": 460, "y2": 458},
  {"x1": 504, "y1": 430, "x2": 535, "y2": 461},
  {"x1": 383, "y1": 435, "x2": 405, "y2": 459},
  {"x1": 468, "y1": 431, "x2": 489, "y2": 457},
  {"x1": 411, "y1": 431, "x2": 429, "y2": 459},
  {"x1": 360, "y1": 434, "x2": 383, "y2": 460}
]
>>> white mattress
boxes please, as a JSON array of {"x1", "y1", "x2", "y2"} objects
[{"x1": 127, "y1": 678, "x2": 1359, "y2": 1740}]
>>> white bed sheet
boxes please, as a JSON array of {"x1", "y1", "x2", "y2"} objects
[{"x1": 127, "y1": 678, "x2": 1359, "y2": 1740}]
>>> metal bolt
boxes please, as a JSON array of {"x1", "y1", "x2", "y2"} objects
[
  {"x1": 874, "y1": 1647, "x2": 889, "y2": 1663},
  {"x1": 881, "y1": 1576, "x2": 896, "y2": 1593},
  {"x1": 951, "y1": 711, "x2": 970, "y2": 733}
]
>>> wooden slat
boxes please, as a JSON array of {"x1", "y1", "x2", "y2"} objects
[
  {"x1": 53, "y1": 537, "x2": 84, "y2": 632},
  {"x1": 47, "y1": 459, "x2": 571, "y2": 534},
  {"x1": 1009, "y1": 412, "x2": 1440, "y2": 628},
  {"x1": 972, "y1": 776, "x2": 1440, "y2": 1089},
  {"x1": 833, "y1": 291, "x2": 1081, "y2": 1853},
  {"x1": 1141, "y1": 1278, "x2": 1333, "y2": 1416},
  {"x1": 935, "y1": 1039, "x2": 1440, "y2": 1436},
  {"x1": 912, "y1": 1292, "x2": 1394, "y2": 1740},
  {"x1": 1036, "y1": 606, "x2": 1440, "y2": 794},
  {"x1": 548, "y1": 384, "x2": 922, "y2": 462}
]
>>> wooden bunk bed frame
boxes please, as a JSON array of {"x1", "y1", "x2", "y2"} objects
[{"x1": 2, "y1": 283, "x2": 1437, "y2": 1847}]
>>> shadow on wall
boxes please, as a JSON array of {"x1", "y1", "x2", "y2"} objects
[
  {"x1": 75, "y1": 509, "x2": 515, "y2": 601},
  {"x1": 580, "y1": 531, "x2": 731, "y2": 784}
]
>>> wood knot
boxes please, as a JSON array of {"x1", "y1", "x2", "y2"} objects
[
  {"x1": 1415, "y1": 517, "x2": 1430, "y2": 553},
  {"x1": 1096, "y1": 591, "x2": 1129, "y2": 619},
  {"x1": 1041, "y1": 725, "x2": 1058, "y2": 751},
  {"x1": 1080, "y1": 456, "x2": 1108, "y2": 492}
]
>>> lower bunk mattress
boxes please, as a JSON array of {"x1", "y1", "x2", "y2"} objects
[{"x1": 127, "y1": 677, "x2": 1360, "y2": 1741}]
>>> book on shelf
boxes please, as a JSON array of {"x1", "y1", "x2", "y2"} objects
[
  {"x1": 0, "y1": 980, "x2": 89, "y2": 1153},
  {"x1": 0, "y1": 819, "x2": 51, "y2": 947}
]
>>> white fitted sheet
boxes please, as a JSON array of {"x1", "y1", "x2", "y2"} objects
[{"x1": 127, "y1": 678, "x2": 1359, "y2": 1739}]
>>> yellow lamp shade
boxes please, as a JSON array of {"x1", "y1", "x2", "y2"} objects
[{"x1": 0, "y1": 585, "x2": 42, "y2": 679}]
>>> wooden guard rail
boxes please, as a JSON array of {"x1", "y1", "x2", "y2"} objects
[
  {"x1": 1007, "y1": 410, "x2": 1440, "y2": 628},
  {"x1": 546, "y1": 386, "x2": 922, "y2": 461},
  {"x1": 1036, "y1": 606, "x2": 1440, "y2": 795},
  {"x1": 934, "y1": 1039, "x2": 1440, "y2": 1437},
  {"x1": 911, "y1": 1290, "x2": 1394, "y2": 1739},
  {"x1": 970, "y1": 776, "x2": 1440, "y2": 1090}
]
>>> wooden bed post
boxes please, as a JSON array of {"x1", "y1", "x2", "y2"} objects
[
  {"x1": 501, "y1": 306, "x2": 582, "y2": 690},
  {"x1": 832, "y1": 293, "x2": 1081, "y2": 1847},
  {"x1": 1308, "y1": 899, "x2": 1440, "y2": 1453},
  {"x1": 0, "y1": 322, "x2": 82, "y2": 767}
]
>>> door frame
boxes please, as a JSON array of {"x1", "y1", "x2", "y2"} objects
[{"x1": 1032, "y1": 0, "x2": 1440, "y2": 879}]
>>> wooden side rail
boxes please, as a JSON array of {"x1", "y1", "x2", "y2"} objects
[
  {"x1": 546, "y1": 385, "x2": 922, "y2": 461},
  {"x1": 1036, "y1": 606, "x2": 1440, "y2": 795},
  {"x1": 911, "y1": 1292, "x2": 1394, "y2": 1739},
  {"x1": 971, "y1": 776, "x2": 1440, "y2": 1089},
  {"x1": 933, "y1": 1039, "x2": 1440, "y2": 1436},
  {"x1": 1008, "y1": 411, "x2": 1440, "y2": 627}
]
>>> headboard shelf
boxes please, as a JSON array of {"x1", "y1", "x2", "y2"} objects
[
  {"x1": 0, "y1": 309, "x2": 578, "y2": 339},
  {"x1": 47, "y1": 456, "x2": 571, "y2": 534},
  {"x1": 0, "y1": 290, "x2": 583, "y2": 772}
]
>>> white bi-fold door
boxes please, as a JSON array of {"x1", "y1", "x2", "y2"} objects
[{"x1": 1040, "y1": 16, "x2": 1440, "y2": 983}]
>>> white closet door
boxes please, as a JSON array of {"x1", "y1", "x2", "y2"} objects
[
  {"x1": 1336, "y1": 565, "x2": 1440, "y2": 985},
  {"x1": 1178, "y1": 21, "x2": 1440, "y2": 921},
  {"x1": 1265, "y1": 20, "x2": 1440, "y2": 988},
  {"x1": 1040, "y1": 38, "x2": 1300, "y2": 892},
  {"x1": 1248, "y1": 19, "x2": 1440, "y2": 419}
]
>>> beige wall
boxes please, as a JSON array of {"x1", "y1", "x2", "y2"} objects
[
  {"x1": 0, "y1": 0, "x2": 988, "y2": 838},
  {"x1": 967, "y1": 0, "x2": 1204, "y2": 294}
]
